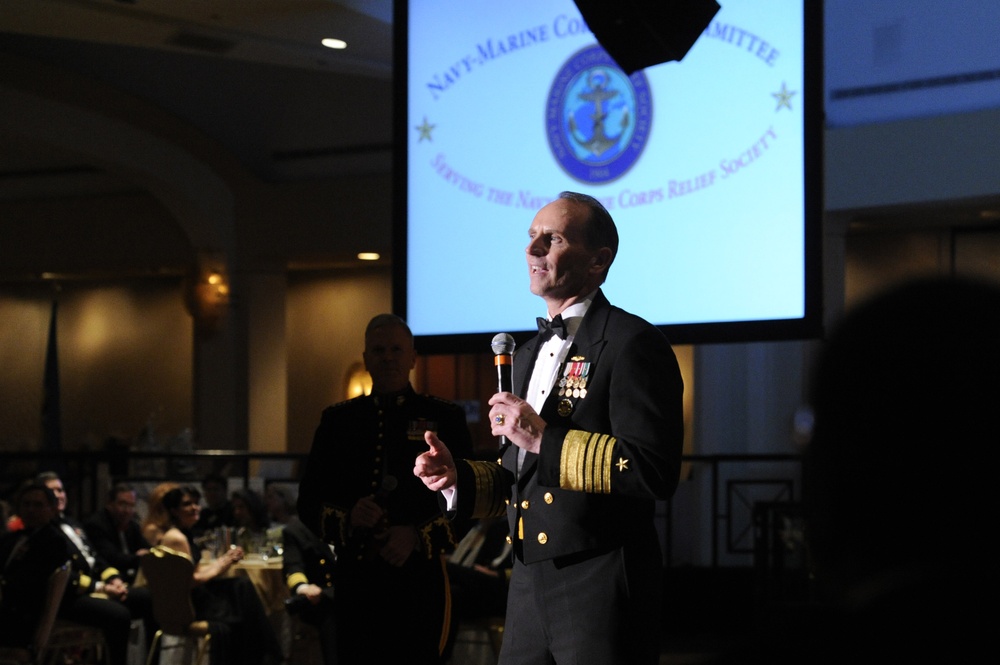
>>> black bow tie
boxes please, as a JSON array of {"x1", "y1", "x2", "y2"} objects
[{"x1": 536, "y1": 314, "x2": 567, "y2": 341}]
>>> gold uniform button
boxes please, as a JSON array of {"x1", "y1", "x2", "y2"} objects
[
  {"x1": 520, "y1": 500, "x2": 530, "y2": 510},
  {"x1": 505, "y1": 535, "x2": 512, "y2": 544},
  {"x1": 537, "y1": 532, "x2": 548, "y2": 545},
  {"x1": 544, "y1": 492, "x2": 554, "y2": 504},
  {"x1": 504, "y1": 498, "x2": 510, "y2": 505}
]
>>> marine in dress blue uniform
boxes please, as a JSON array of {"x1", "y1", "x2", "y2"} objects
[{"x1": 298, "y1": 314, "x2": 474, "y2": 665}]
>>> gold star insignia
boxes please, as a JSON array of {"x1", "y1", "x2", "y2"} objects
[
  {"x1": 616, "y1": 457, "x2": 629, "y2": 472},
  {"x1": 416, "y1": 116, "x2": 435, "y2": 142},
  {"x1": 772, "y1": 82, "x2": 796, "y2": 111}
]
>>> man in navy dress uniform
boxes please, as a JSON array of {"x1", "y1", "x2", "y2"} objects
[{"x1": 415, "y1": 191, "x2": 684, "y2": 665}]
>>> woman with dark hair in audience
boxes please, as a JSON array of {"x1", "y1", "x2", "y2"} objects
[{"x1": 159, "y1": 485, "x2": 283, "y2": 665}]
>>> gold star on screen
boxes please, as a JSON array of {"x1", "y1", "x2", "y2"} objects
[
  {"x1": 772, "y1": 82, "x2": 796, "y2": 111},
  {"x1": 416, "y1": 117, "x2": 435, "y2": 141}
]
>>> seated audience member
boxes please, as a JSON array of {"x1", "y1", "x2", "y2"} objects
[
  {"x1": 0, "y1": 483, "x2": 69, "y2": 647},
  {"x1": 37, "y1": 471, "x2": 155, "y2": 665},
  {"x1": 446, "y1": 516, "x2": 511, "y2": 623},
  {"x1": 0, "y1": 498, "x2": 12, "y2": 535},
  {"x1": 83, "y1": 482, "x2": 151, "y2": 584},
  {"x1": 264, "y1": 482, "x2": 297, "y2": 529},
  {"x1": 713, "y1": 276, "x2": 1000, "y2": 664},
  {"x1": 282, "y1": 515, "x2": 338, "y2": 665},
  {"x1": 140, "y1": 480, "x2": 180, "y2": 544},
  {"x1": 230, "y1": 487, "x2": 270, "y2": 553},
  {"x1": 193, "y1": 473, "x2": 234, "y2": 537},
  {"x1": 801, "y1": 276, "x2": 1000, "y2": 662},
  {"x1": 159, "y1": 485, "x2": 284, "y2": 665},
  {"x1": 231, "y1": 487, "x2": 269, "y2": 531},
  {"x1": 5, "y1": 509, "x2": 24, "y2": 533}
]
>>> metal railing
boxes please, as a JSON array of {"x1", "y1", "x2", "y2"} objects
[{"x1": 1, "y1": 449, "x2": 805, "y2": 570}]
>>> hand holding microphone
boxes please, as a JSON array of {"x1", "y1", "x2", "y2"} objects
[
  {"x1": 489, "y1": 333, "x2": 545, "y2": 453},
  {"x1": 491, "y1": 333, "x2": 515, "y2": 448}
]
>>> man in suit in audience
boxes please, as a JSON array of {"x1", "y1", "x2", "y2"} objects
[
  {"x1": 83, "y1": 482, "x2": 151, "y2": 584},
  {"x1": 193, "y1": 472, "x2": 235, "y2": 537}
]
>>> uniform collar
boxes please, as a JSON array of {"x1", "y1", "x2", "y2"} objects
[{"x1": 371, "y1": 383, "x2": 415, "y2": 408}]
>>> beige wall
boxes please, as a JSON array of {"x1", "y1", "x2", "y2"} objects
[
  {"x1": 3, "y1": 227, "x2": 998, "y2": 458},
  {"x1": 0, "y1": 279, "x2": 192, "y2": 451},
  {"x1": 286, "y1": 267, "x2": 391, "y2": 453},
  {"x1": 0, "y1": 266, "x2": 392, "y2": 456}
]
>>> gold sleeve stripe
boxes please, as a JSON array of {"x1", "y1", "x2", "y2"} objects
[
  {"x1": 469, "y1": 460, "x2": 506, "y2": 518},
  {"x1": 286, "y1": 572, "x2": 309, "y2": 590},
  {"x1": 79, "y1": 573, "x2": 92, "y2": 590},
  {"x1": 560, "y1": 430, "x2": 616, "y2": 493},
  {"x1": 101, "y1": 567, "x2": 121, "y2": 581}
]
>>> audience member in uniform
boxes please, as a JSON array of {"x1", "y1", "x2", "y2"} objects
[
  {"x1": 282, "y1": 515, "x2": 338, "y2": 665},
  {"x1": 36, "y1": 471, "x2": 155, "y2": 665}
]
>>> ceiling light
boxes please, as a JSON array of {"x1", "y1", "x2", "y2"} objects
[
  {"x1": 357, "y1": 252, "x2": 380, "y2": 261},
  {"x1": 321, "y1": 38, "x2": 347, "y2": 50}
]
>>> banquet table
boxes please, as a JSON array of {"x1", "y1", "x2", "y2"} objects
[{"x1": 231, "y1": 555, "x2": 288, "y2": 615}]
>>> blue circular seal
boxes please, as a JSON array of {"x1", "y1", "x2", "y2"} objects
[{"x1": 546, "y1": 45, "x2": 652, "y2": 184}]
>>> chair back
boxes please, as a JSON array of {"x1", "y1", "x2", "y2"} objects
[
  {"x1": 0, "y1": 562, "x2": 70, "y2": 664},
  {"x1": 139, "y1": 546, "x2": 197, "y2": 635},
  {"x1": 35, "y1": 563, "x2": 71, "y2": 656}
]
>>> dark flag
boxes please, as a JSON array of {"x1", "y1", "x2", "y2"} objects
[{"x1": 42, "y1": 298, "x2": 62, "y2": 456}]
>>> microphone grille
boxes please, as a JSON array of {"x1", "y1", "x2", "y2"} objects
[{"x1": 491, "y1": 332, "x2": 516, "y2": 355}]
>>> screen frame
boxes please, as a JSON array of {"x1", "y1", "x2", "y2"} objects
[{"x1": 393, "y1": 0, "x2": 824, "y2": 354}]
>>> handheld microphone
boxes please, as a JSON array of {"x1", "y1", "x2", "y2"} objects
[{"x1": 491, "y1": 333, "x2": 515, "y2": 448}]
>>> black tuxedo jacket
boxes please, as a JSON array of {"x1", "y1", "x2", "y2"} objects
[
  {"x1": 452, "y1": 290, "x2": 684, "y2": 564},
  {"x1": 83, "y1": 509, "x2": 150, "y2": 583}
]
